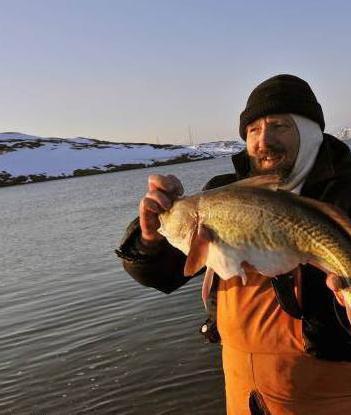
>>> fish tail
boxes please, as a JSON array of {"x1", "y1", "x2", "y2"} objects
[{"x1": 202, "y1": 268, "x2": 215, "y2": 310}]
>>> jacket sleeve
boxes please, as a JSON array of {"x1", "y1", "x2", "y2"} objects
[{"x1": 115, "y1": 217, "x2": 194, "y2": 294}]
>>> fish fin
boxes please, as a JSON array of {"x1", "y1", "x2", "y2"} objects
[
  {"x1": 184, "y1": 224, "x2": 212, "y2": 276},
  {"x1": 240, "y1": 261, "x2": 258, "y2": 285},
  {"x1": 298, "y1": 196, "x2": 351, "y2": 240},
  {"x1": 231, "y1": 175, "x2": 281, "y2": 190},
  {"x1": 240, "y1": 272, "x2": 248, "y2": 286},
  {"x1": 202, "y1": 267, "x2": 215, "y2": 310}
]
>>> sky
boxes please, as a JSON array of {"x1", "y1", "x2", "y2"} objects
[{"x1": 0, "y1": 0, "x2": 350, "y2": 144}]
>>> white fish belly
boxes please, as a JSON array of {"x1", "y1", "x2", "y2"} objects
[{"x1": 206, "y1": 241, "x2": 306, "y2": 283}]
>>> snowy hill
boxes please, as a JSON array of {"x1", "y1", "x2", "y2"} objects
[
  {"x1": 191, "y1": 139, "x2": 245, "y2": 157},
  {"x1": 0, "y1": 133, "x2": 244, "y2": 186}
]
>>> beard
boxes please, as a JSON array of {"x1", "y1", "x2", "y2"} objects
[{"x1": 249, "y1": 145, "x2": 294, "y2": 179}]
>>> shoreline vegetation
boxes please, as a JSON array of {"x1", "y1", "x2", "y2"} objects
[{"x1": 0, "y1": 153, "x2": 215, "y2": 187}]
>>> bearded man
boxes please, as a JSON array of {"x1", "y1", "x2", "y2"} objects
[{"x1": 116, "y1": 74, "x2": 351, "y2": 415}]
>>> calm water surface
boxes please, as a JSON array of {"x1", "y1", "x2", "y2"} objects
[{"x1": 0, "y1": 157, "x2": 235, "y2": 415}]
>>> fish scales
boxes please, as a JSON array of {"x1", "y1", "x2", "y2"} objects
[
  {"x1": 202, "y1": 185, "x2": 351, "y2": 277},
  {"x1": 199, "y1": 186, "x2": 311, "y2": 252}
]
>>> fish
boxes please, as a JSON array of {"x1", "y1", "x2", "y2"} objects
[{"x1": 157, "y1": 175, "x2": 351, "y2": 320}]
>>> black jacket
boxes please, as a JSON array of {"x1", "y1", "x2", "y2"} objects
[{"x1": 117, "y1": 134, "x2": 351, "y2": 361}]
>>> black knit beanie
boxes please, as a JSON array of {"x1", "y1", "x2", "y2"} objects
[{"x1": 239, "y1": 74, "x2": 325, "y2": 139}]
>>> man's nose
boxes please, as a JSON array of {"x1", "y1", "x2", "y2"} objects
[{"x1": 257, "y1": 126, "x2": 274, "y2": 150}]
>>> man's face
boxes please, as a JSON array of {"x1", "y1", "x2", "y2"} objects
[{"x1": 246, "y1": 114, "x2": 300, "y2": 179}]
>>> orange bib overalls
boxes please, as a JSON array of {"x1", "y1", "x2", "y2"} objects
[{"x1": 217, "y1": 268, "x2": 351, "y2": 415}]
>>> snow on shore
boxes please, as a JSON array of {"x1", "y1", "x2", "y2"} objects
[{"x1": 0, "y1": 133, "x2": 244, "y2": 186}]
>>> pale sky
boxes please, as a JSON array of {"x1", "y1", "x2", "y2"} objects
[{"x1": 0, "y1": 0, "x2": 350, "y2": 144}]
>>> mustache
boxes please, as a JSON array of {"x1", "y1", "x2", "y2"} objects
[{"x1": 254, "y1": 145, "x2": 286, "y2": 160}]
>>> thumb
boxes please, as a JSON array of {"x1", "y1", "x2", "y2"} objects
[{"x1": 326, "y1": 273, "x2": 346, "y2": 307}]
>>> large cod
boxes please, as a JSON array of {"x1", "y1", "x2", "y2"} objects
[{"x1": 157, "y1": 176, "x2": 351, "y2": 320}]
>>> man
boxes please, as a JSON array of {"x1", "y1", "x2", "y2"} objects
[{"x1": 116, "y1": 74, "x2": 351, "y2": 414}]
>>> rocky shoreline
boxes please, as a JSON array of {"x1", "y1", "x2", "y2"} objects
[{"x1": 0, "y1": 153, "x2": 214, "y2": 187}]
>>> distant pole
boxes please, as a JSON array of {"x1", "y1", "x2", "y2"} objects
[
  {"x1": 188, "y1": 125, "x2": 194, "y2": 146},
  {"x1": 156, "y1": 136, "x2": 160, "y2": 145}
]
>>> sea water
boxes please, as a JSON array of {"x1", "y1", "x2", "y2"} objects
[{"x1": 0, "y1": 157, "x2": 234, "y2": 414}]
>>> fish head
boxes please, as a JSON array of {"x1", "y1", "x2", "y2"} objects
[{"x1": 158, "y1": 196, "x2": 198, "y2": 254}]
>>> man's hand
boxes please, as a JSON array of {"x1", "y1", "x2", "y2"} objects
[
  {"x1": 139, "y1": 174, "x2": 184, "y2": 246},
  {"x1": 326, "y1": 273, "x2": 346, "y2": 306}
]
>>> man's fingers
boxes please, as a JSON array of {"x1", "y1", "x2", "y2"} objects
[
  {"x1": 139, "y1": 198, "x2": 162, "y2": 240},
  {"x1": 326, "y1": 273, "x2": 349, "y2": 290},
  {"x1": 140, "y1": 197, "x2": 163, "y2": 214},
  {"x1": 148, "y1": 174, "x2": 173, "y2": 192},
  {"x1": 144, "y1": 190, "x2": 173, "y2": 211},
  {"x1": 139, "y1": 174, "x2": 183, "y2": 242},
  {"x1": 166, "y1": 174, "x2": 184, "y2": 196},
  {"x1": 326, "y1": 273, "x2": 346, "y2": 306},
  {"x1": 139, "y1": 194, "x2": 169, "y2": 237},
  {"x1": 334, "y1": 291, "x2": 346, "y2": 307},
  {"x1": 140, "y1": 208, "x2": 161, "y2": 232},
  {"x1": 148, "y1": 174, "x2": 184, "y2": 196}
]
